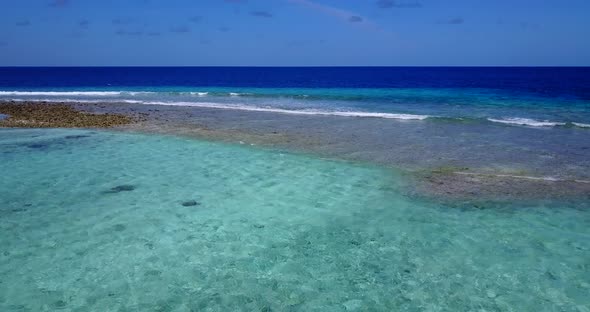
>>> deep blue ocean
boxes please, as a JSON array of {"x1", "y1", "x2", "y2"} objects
[{"x1": 1, "y1": 67, "x2": 589, "y2": 127}]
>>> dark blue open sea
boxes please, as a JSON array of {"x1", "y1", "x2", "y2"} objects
[{"x1": 1, "y1": 67, "x2": 589, "y2": 311}]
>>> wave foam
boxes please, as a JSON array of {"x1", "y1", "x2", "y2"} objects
[
  {"x1": 190, "y1": 92, "x2": 209, "y2": 96},
  {"x1": 455, "y1": 172, "x2": 590, "y2": 184},
  {"x1": 9, "y1": 98, "x2": 431, "y2": 120},
  {"x1": 488, "y1": 117, "x2": 566, "y2": 127},
  {"x1": 122, "y1": 100, "x2": 430, "y2": 120},
  {"x1": 572, "y1": 122, "x2": 590, "y2": 128},
  {"x1": 0, "y1": 91, "x2": 155, "y2": 96},
  {"x1": 5, "y1": 96, "x2": 587, "y2": 126}
]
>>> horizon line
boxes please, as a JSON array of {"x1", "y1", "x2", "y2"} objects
[{"x1": 1, "y1": 65, "x2": 589, "y2": 68}]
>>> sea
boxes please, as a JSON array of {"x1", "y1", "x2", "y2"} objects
[
  {"x1": 0, "y1": 67, "x2": 589, "y2": 311},
  {"x1": 1, "y1": 67, "x2": 590, "y2": 127}
]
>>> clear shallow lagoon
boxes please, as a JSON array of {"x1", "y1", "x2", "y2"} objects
[{"x1": 1, "y1": 129, "x2": 589, "y2": 311}]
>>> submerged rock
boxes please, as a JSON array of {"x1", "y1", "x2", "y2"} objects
[
  {"x1": 112, "y1": 185, "x2": 135, "y2": 192},
  {"x1": 181, "y1": 200, "x2": 200, "y2": 207},
  {"x1": 26, "y1": 143, "x2": 49, "y2": 149},
  {"x1": 64, "y1": 134, "x2": 91, "y2": 139},
  {"x1": 144, "y1": 269, "x2": 162, "y2": 277},
  {"x1": 0, "y1": 102, "x2": 133, "y2": 128},
  {"x1": 104, "y1": 185, "x2": 136, "y2": 193},
  {"x1": 113, "y1": 224, "x2": 126, "y2": 232},
  {"x1": 52, "y1": 300, "x2": 67, "y2": 309}
]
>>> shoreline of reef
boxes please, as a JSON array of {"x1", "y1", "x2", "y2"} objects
[
  {"x1": 2, "y1": 100, "x2": 589, "y2": 203},
  {"x1": 0, "y1": 101, "x2": 136, "y2": 128}
]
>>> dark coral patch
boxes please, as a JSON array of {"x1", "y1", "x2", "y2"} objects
[
  {"x1": 103, "y1": 185, "x2": 136, "y2": 194},
  {"x1": 181, "y1": 200, "x2": 200, "y2": 207},
  {"x1": 113, "y1": 224, "x2": 126, "y2": 232},
  {"x1": 64, "y1": 134, "x2": 91, "y2": 139},
  {"x1": 26, "y1": 143, "x2": 49, "y2": 149}
]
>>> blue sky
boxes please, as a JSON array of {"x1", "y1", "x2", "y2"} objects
[{"x1": 1, "y1": 0, "x2": 589, "y2": 66}]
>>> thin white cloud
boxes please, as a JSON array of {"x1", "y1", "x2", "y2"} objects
[{"x1": 287, "y1": 0, "x2": 378, "y2": 30}]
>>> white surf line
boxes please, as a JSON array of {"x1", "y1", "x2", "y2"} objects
[
  {"x1": 0, "y1": 91, "x2": 156, "y2": 96},
  {"x1": 488, "y1": 117, "x2": 566, "y2": 127},
  {"x1": 572, "y1": 122, "x2": 590, "y2": 128},
  {"x1": 7, "y1": 99, "x2": 431, "y2": 120},
  {"x1": 454, "y1": 171, "x2": 590, "y2": 184}
]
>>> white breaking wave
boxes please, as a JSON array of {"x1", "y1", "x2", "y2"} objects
[
  {"x1": 0, "y1": 91, "x2": 154, "y2": 96},
  {"x1": 488, "y1": 117, "x2": 566, "y2": 127},
  {"x1": 455, "y1": 172, "x2": 590, "y2": 184},
  {"x1": 6, "y1": 96, "x2": 588, "y2": 125},
  {"x1": 121, "y1": 100, "x2": 430, "y2": 120},
  {"x1": 7, "y1": 98, "x2": 428, "y2": 120},
  {"x1": 5, "y1": 98, "x2": 431, "y2": 120}
]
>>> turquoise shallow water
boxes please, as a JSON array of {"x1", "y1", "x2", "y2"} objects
[{"x1": 0, "y1": 129, "x2": 589, "y2": 311}]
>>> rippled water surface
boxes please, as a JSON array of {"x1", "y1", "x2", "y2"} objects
[{"x1": 0, "y1": 129, "x2": 589, "y2": 311}]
